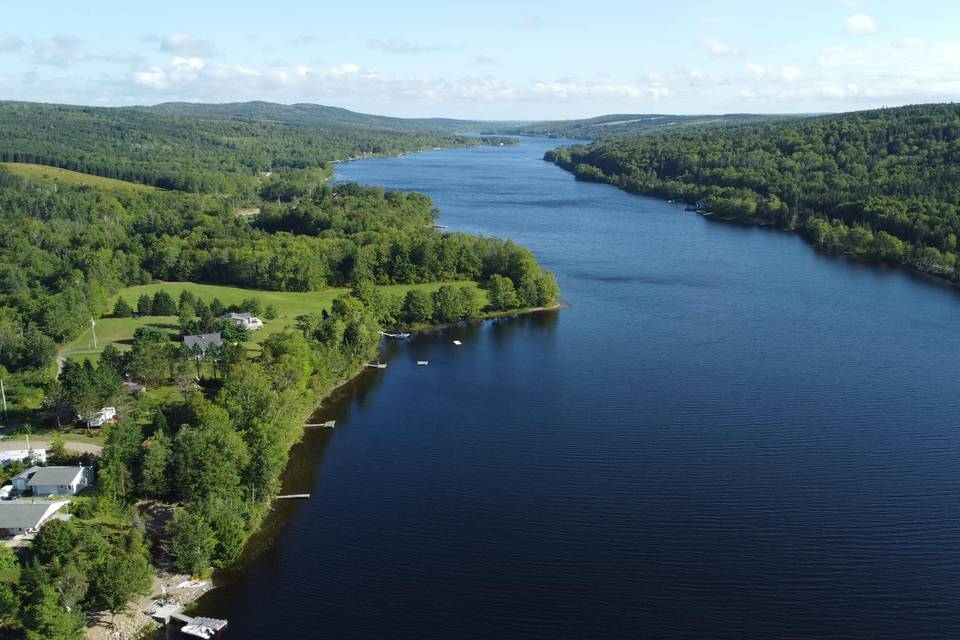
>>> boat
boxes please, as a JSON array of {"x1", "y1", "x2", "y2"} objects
[
  {"x1": 416, "y1": 360, "x2": 429, "y2": 366},
  {"x1": 181, "y1": 624, "x2": 215, "y2": 639},
  {"x1": 452, "y1": 340, "x2": 462, "y2": 346}
]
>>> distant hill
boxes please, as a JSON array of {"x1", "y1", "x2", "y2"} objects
[
  {"x1": 0, "y1": 100, "x2": 508, "y2": 193},
  {"x1": 484, "y1": 113, "x2": 808, "y2": 139},
  {"x1": 140, "y1": 100, "x2": 512, "y2": 134}
]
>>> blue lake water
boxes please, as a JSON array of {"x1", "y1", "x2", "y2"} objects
[{"x1": 187, "y1": 137, "x2": 960, "y2": 639}]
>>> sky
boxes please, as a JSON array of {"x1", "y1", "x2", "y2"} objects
[{"x1": 0, "y1": 0, "x2": 958, "y2": 119}]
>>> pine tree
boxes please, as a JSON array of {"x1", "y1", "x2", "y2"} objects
[
  {"x1": 112, "y1": 297, "x2": 134, "y2": 318},
  {"x1": 136, "y1": 294, "x2": 153, "y2": 317}
]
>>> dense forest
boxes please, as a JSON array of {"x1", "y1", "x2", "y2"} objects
[
  {"x1": 485, "y1": 113, "x2": 799, "y2": 139},
  {"x1": 546, "y1": 103, "x2": 960, "y2": 281},
  {"x1": 139, "y1": 100, "x2": 509, "y2": 134},
  {"x1": 0, "y1": 101, "x2": 512, "y2": 196},
  {"x1": 0, "y1": 102, "x2": 556, "y2": 637}
]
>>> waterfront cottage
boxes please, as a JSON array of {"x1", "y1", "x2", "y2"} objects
[
  {"x1": 0, "y1": 501, "x2": 69, "y2": 537},
  {"x1": 12, "y1": 465, "x2": 93, "y2": 496}
]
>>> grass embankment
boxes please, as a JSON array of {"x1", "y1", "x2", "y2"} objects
[
  {"x1": 1, "y1": 162, "x2": 159, "y2": 192},
  {"x1": 61, "y1": 281, "x2": 488, "y2": 362}
]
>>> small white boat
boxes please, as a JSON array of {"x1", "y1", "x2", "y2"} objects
[
  {"x1": 180, "y1": 625, "x2": 214, "y2": 639},
  {"x1": 416, "y1": 360, "x2": 429, "y2": 366},
  {"x1": 452, "y1": 340, "x2": 462, "y2": 346}
]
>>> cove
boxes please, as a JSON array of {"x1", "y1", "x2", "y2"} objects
[{"x1": 178, "y1": 137, "x2": 960, "y2": 640}]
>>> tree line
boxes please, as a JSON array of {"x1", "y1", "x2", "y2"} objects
[
  {"x1": 0, "y1": 167, "x2": 557, "y2": 380},
  {"x1": 547, "y1": 103, "x2": 960, "y2": 281}
]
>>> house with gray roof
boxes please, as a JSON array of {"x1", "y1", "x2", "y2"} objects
[
  {"x1": 183, "y1": 332, "x2": 224, "y2": 354},
  {"x1": 0, "y1": 501, "x2": 70, "y2": 537},
  {"x1": 12, "y1": 466, "x2": 93, "y2": 496}
]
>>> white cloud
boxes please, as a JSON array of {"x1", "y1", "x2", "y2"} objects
[
  {"x1": 845, "y1": 14, "x2": 878, "y2": 35},
  {"x1": 745, "y1": 63, "x2": 806, "y2": 82},
  {"x1": 820, "y1": 82, "x2": 860, "y2": 98},
  {"x1": 700, "y1": 37, "x2": 738, "y2": 57},
  {"x1": 32, "y1": 35, "x2": 89, "y2": 66},
  {"x1": 817, "y1": 44, "x2": 870, "y2": 67},
  {"x1": 159, "y1": 33, "x2": 215, "y2": 57}
]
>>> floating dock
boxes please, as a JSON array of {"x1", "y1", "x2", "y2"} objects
[
  {"x1": 276, "y1": 494, "x2": 310, "y2": 500},
  {"x1": 365, "y1": 362, "x2": 387, "y2": 369},
  {"x1": 304, "y1": 420, "x2": 336, "y2": 428},
  {"x1": 147, "y1": 603, "x2": 227, "y2": 638}
]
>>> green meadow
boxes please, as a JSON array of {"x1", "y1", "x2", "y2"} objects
[
  {"x1": 61, "y1": 281, "x2": 487, "y2": 362},
  {"x1": 2, "y1": 162, "x2": 160, "y2": 192}
]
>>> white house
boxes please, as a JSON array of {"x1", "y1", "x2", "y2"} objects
[
  {"x1": 87, "y1": 406, "x2": 117, "y2": 428},
  {"x1": 12, "y1": 466, "x2": 93, "y2": 496},
  {"x1": 220, "y1": 312, "x2": 264, "y2": 331},
  {"x1": 0, "y1": 448, "x2": 47, "y2": 467},
  {"x1": 0, "y1": 501, "x2": 69, "y2": 537}
]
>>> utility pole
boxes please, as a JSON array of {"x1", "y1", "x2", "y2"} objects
[{"x1": 91, "y1": 318, "x2": 98, "y2": 349}]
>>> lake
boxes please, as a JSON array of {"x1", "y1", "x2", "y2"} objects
[{"x1": 184, "y1": 137, "x2": 960, "y2": 639}]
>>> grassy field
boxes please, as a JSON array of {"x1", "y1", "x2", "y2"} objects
[
  {"x1": 1, "y1": 162, "x2": 158, "y2": 192},
  {"x1": 61, "y1": 281, "x2": 487, "y2": 361}
]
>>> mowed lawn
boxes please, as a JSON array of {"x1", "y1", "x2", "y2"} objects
[
  {"x1": 1, "y1": 162, "x2": 158, "y2": 192},
  {"x1": 61, "y1": 281, "x2": 486, "y2": 361}
]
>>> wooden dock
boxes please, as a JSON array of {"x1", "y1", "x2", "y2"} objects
[
  {"x1": 276, "y1": 494, "x2": 310, "y2": 500},
  {"x1": 304, "y1": 420, "x2": 335, "y2": 428},
  {"x1": 365, "y1": 362, "x2": 387, "y2": 369}
]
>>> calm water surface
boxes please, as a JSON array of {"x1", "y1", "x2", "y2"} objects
[{"x1": 183, "y1": 137, "x2": 960, "y2": 639}]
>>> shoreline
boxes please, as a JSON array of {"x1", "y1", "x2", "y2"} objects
[
  {"x1": 549, "y1": 160, "x2": 960, "y2": 291},
  {"x1": 93, "y1": 302, "x2": 564, "y2": 639}
]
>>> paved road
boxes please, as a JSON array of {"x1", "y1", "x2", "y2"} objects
[{"x1": 0, "y1": 439, "x2": 102, "y2": 455}]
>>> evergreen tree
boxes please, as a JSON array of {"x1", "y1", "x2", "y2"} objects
[
  {"x1": 151, "y1": 290, "x2": 178, "y2": 315},
  {"x1": 112, "y1": 297, "x2": 134, "y2": 318},
  {"x1": 136, "y1": 294, "x2": 153, "y2": 317}
]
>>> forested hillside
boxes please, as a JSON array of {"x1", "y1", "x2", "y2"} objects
[
  {"x1": 0, "y1": 167, "x2": 556, "y2": 377},
  {"x1": 0, "y1": 103, "x2": 556, "y2": 638},
  {"x1": 547, "y1": 103, "x2": 960, "y2": 281},
  {"x1": 0, "y1": 101, "x2": 509, "y2": 196},
  {"x1": 485, "y1": 113, "x2": 800, "y2": 139},
  {"x1": 141, "y1": 100, "x2": 509, "y2": 133}
]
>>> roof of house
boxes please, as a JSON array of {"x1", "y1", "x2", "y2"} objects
[
  {"x1": 0, "y1": 502, "x2": 66, "y2": 529},
  {"x1": 26, "y1": 466, "x2": 85, "y2": 487},
  {"x1": 12, "y1": 466, "x2": 42, "y2": 483},
  {"x1": 183, "y1": 332, "x2": 223, "y2": 351}
]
